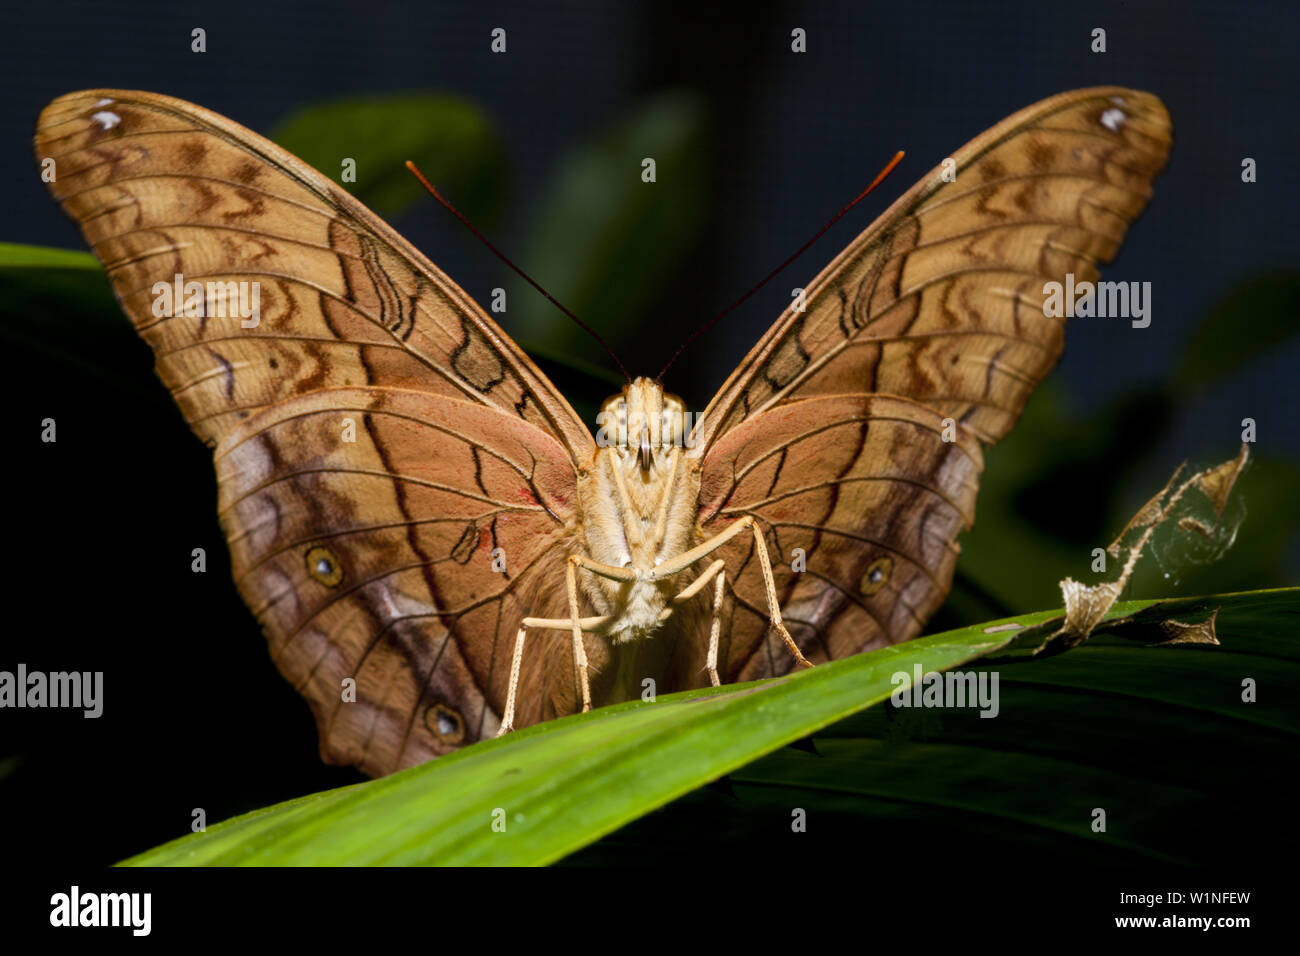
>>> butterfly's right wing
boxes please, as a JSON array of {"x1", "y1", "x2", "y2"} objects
[{"x1": 37, "y1": 90, "x2": 597, "y2": 775}]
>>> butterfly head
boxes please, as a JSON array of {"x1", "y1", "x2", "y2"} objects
[{"x1": 597, "y1": 377, "x2": 689, "y2": 475}]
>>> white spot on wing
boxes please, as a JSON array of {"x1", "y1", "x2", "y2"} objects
[
  {"x1": 1109, "y1": 95, "x2": 1128, "y2": 107},
  {"x1": 94, "y1": 97, "x2": 115, "y2": 107},
  {"x1": 91, "y1": 110, "x2": 121, "y2": 130},
  {"x1": 1100, "y1": 108, "x2": 1126, "y2": 132}
]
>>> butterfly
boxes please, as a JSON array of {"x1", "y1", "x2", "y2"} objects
[{"x1": 35, "y1": 87, "x2": 1171, "y2": 776}]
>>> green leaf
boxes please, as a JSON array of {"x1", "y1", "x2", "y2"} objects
[
  {"x1": 120, "y1": 588, "x2": 1295, "y2": 866},
  {"x1": 270, "y1": 94, "x2": 506, "y2": 222},
  {"x1": 0, "y1": 242, "x2": 162, "y2": 401},
  {"x1": 571, "y1": 588, "x2": 1298, "y2": 866},
  {"x1": 0, "y1": 242, "x2": 100, "y2": 270},
  {"x1": 122, "y1": 613, "x2": 1020, "y2": 865}
]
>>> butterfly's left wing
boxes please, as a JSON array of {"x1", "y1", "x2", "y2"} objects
[{"x1": 692, "y1": 88, "x2": 1172, "y2": 679}]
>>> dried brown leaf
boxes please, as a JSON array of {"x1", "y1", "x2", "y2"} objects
[
  {"x1": 1062, "y1": 447, "x2": 1247, "y2": 652},
  {"x1": 1106, "y1": 462, "x2": 1185, "y2": 557},
  {"x1": 1153, "y1": 609, "x2": 1221, "y2": 646},
  {"x1": 1195, "y1": 443, "x2": 1250, "y2": 525}
]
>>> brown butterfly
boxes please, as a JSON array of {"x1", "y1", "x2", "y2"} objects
[{"x1": 35, "y1": 87, "x2": 1171, "y2": 777}]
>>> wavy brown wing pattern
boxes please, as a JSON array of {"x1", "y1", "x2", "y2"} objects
[
  {"x1": 215, "y1": 389, "x2": 583, "y2": 775},
  {"x1": 695, "y1": 88, "x2": 1172, "y2": 678},
  {"x1": 35, "y1": 89, "x2": 594, "y2": 775},
  {"x1": 34, "y1": 90, "x2": 593, "y2": 462}
]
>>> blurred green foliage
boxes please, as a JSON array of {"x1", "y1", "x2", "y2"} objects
[
  {"x1": 945, "y1": 270, "x2": 1300, "y2": 628},
  {"x1": 270, "y1": 93, "x2": 507, "y2": 224},
  {"x1": 507, "y1": 89, "x2": 708, "y2": 361},
  {"x1": 0, "y1": 243, "x2": 162, "y2": 404},
  {"x1": 1175, "y1": 271, "x2": 1300, "y2": 390}
]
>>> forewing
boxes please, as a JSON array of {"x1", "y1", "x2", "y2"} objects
[
  {"x1": 695, "y1": 88, "x2": 1172, "y2": 451},
  {"x1": 35, "y1": 89, "x2": 594, "y2": 463}
]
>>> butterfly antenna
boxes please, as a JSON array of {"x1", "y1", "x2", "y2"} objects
[
  {"x1": 656, "y1": 150, "x2": 905, "y2": 382},
  {"x1": 406, "y1": 161, "x2": 632, "y2": 383}
]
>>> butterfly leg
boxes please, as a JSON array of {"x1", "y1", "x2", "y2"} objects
[
  {"x1": 497, "y1": 610, "x2": 613, "y2": 736},
  {"x1": 707, "y1": 566, "x2": 726, "y2": 687},
  {"x1": 498, "y1": 554, "x2": 641, "y2": 735},
  {"x1": 649, "y1": 516, "x2": 813, "y2": 672},
  {"x1": 565, "y1": 554, "x2": 639, "y2": 714},
  {"x1": 743, "y1": 517, "x2": 814, "y2": 672},
  {"x1": 566, "y1": 556, "x2": 592, "y2": 713},
  {"x1": 499, "y1": 625, "x2": 529, "y2": 737},
  {"x1": 667, "y1": 558, "x2": 727, "y2": 686}
]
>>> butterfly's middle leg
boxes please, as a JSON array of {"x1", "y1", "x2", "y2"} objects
[
  {"x1": 498, "y1": 609, "x2": 612, "y2": 737},
  {"x1": 497, "y1": 554, "x2": 636, "y2": 737},
  {"x1": 664, "y1": 558, "x2": 727, "y2": 686},
  {"x1": 649, "y1": 515, "x2": 813, "y2": 672}
]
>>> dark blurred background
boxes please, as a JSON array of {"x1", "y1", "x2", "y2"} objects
[{"x1": 2, "y1": 0, "x2": 1297, "y2": 867}]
